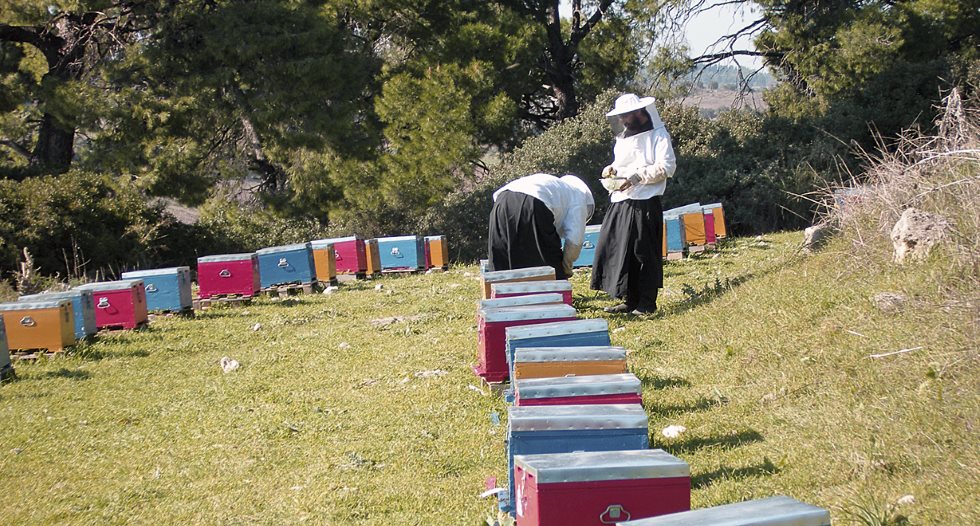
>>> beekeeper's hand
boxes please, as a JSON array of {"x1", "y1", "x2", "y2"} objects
[
  {"x1": 601, "y1": 165, "x2": 617, "y2": 178},
  {"x1": 600, "y1": 177, "x2": 621, "y2": 193},
  {"x1": 618, "y1": 173, "x2": 642, "y2": 192}
]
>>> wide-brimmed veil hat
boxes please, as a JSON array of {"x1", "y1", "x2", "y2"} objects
[{"x1": 606, "y1": 93, "x2": 657, "y2": 117}]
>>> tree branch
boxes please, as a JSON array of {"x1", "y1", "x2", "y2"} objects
[{"x1": 0, "y1": 139, "x2": 32, "y2": 160}]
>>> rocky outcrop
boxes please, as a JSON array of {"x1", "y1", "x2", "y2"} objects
[{"x1": 890, "y1": 208, "x2": 949, "y2": 263}]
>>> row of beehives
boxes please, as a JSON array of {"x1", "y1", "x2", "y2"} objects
[
  {"x1": 0, "y1": 235, "x2": 450, "y2": 367},
  {"x1": 568, "y1": 202, "x2": 728, "y2": 269},
  {"x1": 472, "y1": 266, "x2": 831, "y2": 526}
]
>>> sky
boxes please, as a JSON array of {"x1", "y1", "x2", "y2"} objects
[{"x1": 559, "y1": 1, "x2": 763, "y2": 68}]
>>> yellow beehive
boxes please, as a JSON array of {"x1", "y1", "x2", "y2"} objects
[
  {"x1": 310, "y1": 241, "x2": 338, "y2": 283},
  {"x1": 365, "y1": 239, "x2": 382, "y2": 276},
  {"x1": 0, "y1": 299, "x2": 75, "y2": 352},
  {"x1": 682, "y1": 212, "x2": 707, "y2": 246},
  {"x1": 480, "y1": 266, "x2": 556, "y2": 299},
  {"x1": 426, "y1": 235, "x2": 449, "y2": 269}
]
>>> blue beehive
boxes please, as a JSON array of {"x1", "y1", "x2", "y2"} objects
[
  {"x1": 616, "y1": 495, "x2": 831, "y2": 526},
  {"x1": 0, "y1": 318, "x2": 11, "y2": 377},
  {"x1": 256, "y1": 243, "x2": 316, "y2": 288},
  {"x1": 377, "y1": 235, "x2": 425, "y2": 271},
  {"x1": 502, "y1": 404, "x2": 649, "y2": 514},
  {"x1": 505, "y1": 318, "x2": 610, "y2": 383},
  {"x1": 664, "y1": 215, "x2": 686, "y2": 253},
  {"x1": 121, "y1": 267, "x2": 193, "y2": 313},
  {"x1": 19, "y1": 289, "x2": 97, "y2": 340},
  {"x1": 570, "y1": 224, "x2": 603, "y2": 267}
]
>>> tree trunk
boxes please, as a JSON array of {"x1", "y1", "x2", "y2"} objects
[
  {"x1": 33, "y1": 112, "x2": 75, "y2": 173},
  {"x1": 550, "y1": 63, "x2": 579, "y2": 120}
]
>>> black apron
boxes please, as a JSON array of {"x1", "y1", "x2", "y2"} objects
[
  {"x1": 487, "y1": 190, "x2": 568, "y2": 279},
  {"x1": 590, "y1": 196, "x2": 663, "y2": 308}
]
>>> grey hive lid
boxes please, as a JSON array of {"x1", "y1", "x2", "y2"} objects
[
  {"x1": 482, "y1": 266, "x2": 555, "y2": 283},
  {"x1": 198, "y1": 253, "x2": 256, "y2": 263},
  {"x1": 508, "y1": 404, "x2": 647, "y2": 432},
  {"x1": 256, "y1": 243, "x2": 311, "y2": 254},
  {"x1": 514, "y1": 346, "x2": 627, "y2": 363},
  {"x1": 491, "y1": 280, "x2": 572, "y2": 294},
  {"x1": 74, "y1": 279, "x2": 143, "y2": 292},
  {"x1": 515, "y1": 373, "x2": 641, "y2": 399},
  {"x1": 506, "y1": 318, "x2": 608, "y2": 340},
  {"x1": 703, "y1": 202, "x2": 724, "y2": 210},
  {"x1": 479, "y1": 293, "x2": 564, "y2": 310},
  {"x1": 122, "y1": 266, "x2": 189, "y2": 278},
  {"x1": 309, "y1": 239, "x2": 335, "y2": 249},
  {"x1": 0, "y1": 299, "x2": 71, "y2": 311},
  {"x1": 616, "y1": 496, "x2": 831, "y2": 526},
  {"x1": 585, "y1": 224, "x2": 603, "y2": 233},
  {"x1": 378, "y1": 235, "x2": 419, "y2": 242},
  {"x1": 480, "y1": 304, "x2": 576, "y2": 323},
  {"x1": 19, "y1": 289, "x2": 92, "y2": 302},
  {"x1": 664, "y1": 202, "x2": 703, "y2": 216},
  {"x1": 514, "y1": 449, "x2": 689, "y2": 483},
  {"x1": 319, "y1": 235, "x2": 361, "y2": 243},
  {"x1": 424, "y1": 235, "x2": 444, "y2": 241}
]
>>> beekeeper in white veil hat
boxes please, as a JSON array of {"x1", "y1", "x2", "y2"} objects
[
  {"x1": 487, "y1": 173, "x2": 595, "y2": 279},
  {"x1": 591, "y1": 93, "x2": 677, "y2": 315}
]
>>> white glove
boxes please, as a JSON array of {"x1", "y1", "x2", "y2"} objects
[
  {"x1": 601, "y1": 165, "x2": 618, "y2": 178},
  {"x1": 600, "y1": 177, "x2": 622, "y2": 193}
]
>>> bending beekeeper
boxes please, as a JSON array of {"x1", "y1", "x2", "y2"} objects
[
  {"x1": 487, "y1": 173, "x2": 595, "y2": 280},
  {"x1": 591, "y1": 94, "x2": 676, "y2": 315}
]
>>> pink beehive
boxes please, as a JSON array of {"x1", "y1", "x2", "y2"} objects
[
  {"x1": 491, "y1": 280, "x2": 574, "y2": 306},
  {"x1": 74, "y1": 280, "x2": 148, "y2": 330},
  {"x1": 315, "y1": 236, "x2": 367, "y2": 274},
  {"x1": 703, "y1": 210, "x2": 717, "y2": 244},
  {"x1": 514, "y1": 449, "x2": 690, "y2": 526},
  {"x1": 197, "y1": 253, "x2": 260, "y2": 299},
  {"x1": 475, "y1": 304, "x2": 577, "y2": 383},
  {"x1": 513, "y1": 373, "x2": 642, "y2": 407}
]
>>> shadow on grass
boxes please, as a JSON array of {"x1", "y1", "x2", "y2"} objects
[
  {"x1": 43, "y1": 368, "x2": 92, "y2": 381},
  {"x1": 72, "y1": 347, "x2": 152, "y2": 361},
  {"x1": 646, "y1": 395, "x2": 726, "y2": 417},
  {"x1": 660, "y1": 429, "x2": 764, "y2": 456},
  {"x1": 690, "y1": 457, "x2": 779, "y2": 489},
  {"x1": 635, "y1": 371, "x2": 691, "y2": 390}
]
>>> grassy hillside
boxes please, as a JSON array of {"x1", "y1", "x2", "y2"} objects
[{"x1": 0, "y1": 229, "x2": 975, "y2": 525}]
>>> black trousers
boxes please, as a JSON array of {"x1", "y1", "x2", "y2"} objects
[
  {"x1": 590, "y1": 196, "x2": 663, "y2": 309},
  {"x1": 487, "y1": 190, "x2": 568, "y2": 279}
]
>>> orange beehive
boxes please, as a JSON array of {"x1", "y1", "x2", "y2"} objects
[
  {"x1": 662, "y1": 222, "x2": 667, "y2": 257},
  {"x1": 512, "y1": 346, "x2": 628, "y2": 380},
  {"x1": 0, "y1": 299, "x2": 75, "y2": 352},
  {"x1": 310, "y1": 240, "x2": 338, "y2": 284},
  {"x1": 480, "y1": 266, "x2": 556, "y2": 299},
  {"x1": 425, "y1": 236, "x2": 449, "y2": 269},
  {"x1": 681, "y1": 212, "x2": 707, "y2": 246},
  {"x1": 365, "y1": 239, "x2": 382, "y2": 276}
]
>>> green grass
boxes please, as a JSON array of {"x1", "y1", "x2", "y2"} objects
[{"x1": 0, "y1": 231, "x2": 976, "y2": 525}]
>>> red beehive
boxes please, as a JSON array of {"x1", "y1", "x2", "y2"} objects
[
  {"x1": 197, "y1": 253, "x2": 260, "y2": 299},
  {"x1": 475, "y1": 304, "x2": 577, "y2": 383},
  {"x1": 514, "y1": 450, "x2": 690, "y2": 526},
  {"x1": 74, "y1": 280, "x2": 148, "y2": 330}
]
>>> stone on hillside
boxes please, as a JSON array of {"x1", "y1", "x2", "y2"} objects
[
  {"x1": 220, "y1": 357, "x2": 240, "y2": 373},
  {"x1": 873, "y1": 292, "x2": 908, "y2": 313},
  {"x1": 802, "y1": 222, "x2": 835, "y2": 254},
  {"x1": 890, "y1": 208, "x2": 949, "y2": 263}
]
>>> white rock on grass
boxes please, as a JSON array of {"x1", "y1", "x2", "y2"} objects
[
  {"x1": 338, "y1": 342, "x2": 351, "y2": 350},
  {"x1": 375, "y1": 284, "x2": 384, "y2": 291},
  {"x1": 220, "y1": 357, "x2": 240, "y2": 373},
  {"x1": 661, "y1": 425, "x2": 687, "y2": 439},
  {"x1": 897, "y1": 495, "x2": 915, "y2": 505},
  {"x1": 322, "y1": 286, "x2": 339, "y2": 294},
  {"x1": 891, "y1": 208, "x2": 949, "y2": 263},
  {"x1": 251, "y1": 323, "x2": 262, "y2": 331}
]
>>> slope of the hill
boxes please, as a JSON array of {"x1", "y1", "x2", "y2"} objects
[{"x1": 0, "y1": 231, "x2": 975, "y2": 525}]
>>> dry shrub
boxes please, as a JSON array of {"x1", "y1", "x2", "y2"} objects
[{"x1": 822, "y1": 88, "x2": 980, "y2": 272}]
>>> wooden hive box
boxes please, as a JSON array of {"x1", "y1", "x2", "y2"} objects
[
  {"x1": 513, "y1": 373, "x2": 642, "y2": 407},
  {"x1": 702, "y1": 209, "x2": 717, "y2": 245},
  {"x1": 256, "y1": 243, "x2": 316, "y2": 288},
  {"x1": 502, "y1": 404, "x2": 649, "y2": 515},
  {"x1": 481, "y1": 266, "x2": 556, "y2": 299},
  {"x1": 197, "y1": 253, "x2": 260, "y2": 298},
  {"x1": 377, "y1": 235, "x2": 426, "y2": 272},
  {"x1": 514, "y1": 450, "x2": 690, "y2": 526},
  {"x1": 681, "y1": 212, "x2": 707, "y2": 247},
  {"x1": 703, "y1": 202, "x2": 727, "y2": 239},
  {"x1": 74, "y1": 280, "x2": 148, "y2": 330},
  {"x1": 491, "y1": 280, "x2": 573, "y2": 306},
  {"x1": 19, "y1": 289, "x2": 96, "y2": 340},
  {"x1": 616, "y1": 495, "x2": 831, "y2": 526},
  {"x1": 475, "y1": 304, "x2": 577, "y2": 383},
  {"x1": 512, "y1": 346, "x2": 627, "y2": 381},
  {"x1": 0, "y1": 299, "x2": 75, "y2": 351},
  {"x1": 309, "y1": 240, "x2": 338, "y2": 283},
  {"x1": 664, "y1": 215, "x2": 686, "y2": 256},
  {"x1": 570, "y1": 224, "x2": 603, "y2": 268},
  {"x1": 424, "y1": 235, "x2": 449, "y2": 269},
  {"x1": 317, "y1": 236, "x2": 367, "y2": 275},
  {"x1": 364, "y1": 239, "x2": 382, "y2": 276},
  {"x1": 505, "y1": 318, "x2": 610, "y2": 387},
  {"x1": 121, "y1": 266, "x2": 193, "y2": 313}
]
